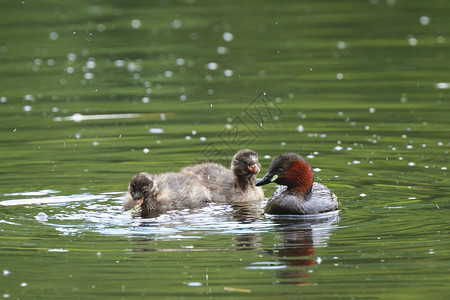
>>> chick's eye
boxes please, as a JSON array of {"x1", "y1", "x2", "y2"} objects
[{"x1": 278, "y1": 167, "x2": 284, "y2": 172}]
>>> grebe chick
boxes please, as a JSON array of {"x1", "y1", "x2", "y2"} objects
[
  {"x1": 123, "y1": 171, "x2": 213, "y2": 214},
  {"x1": 123, "y1": 149, "x2": 264, "y2": 214},
  {"x1": 181, "y1": 149, "x2": 264, "y2": 203}
]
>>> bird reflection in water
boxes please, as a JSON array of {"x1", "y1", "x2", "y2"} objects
[
  {"x1": 230, "y1": 202, "x2": 263, "y2": 250},
  {"x1": 255, "y1": 212, "x2": 340, "y2": 285}
]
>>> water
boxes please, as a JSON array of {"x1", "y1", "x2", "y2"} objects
[{"x1": 1, "y1": 0, "x2": 449, "y2": 298}]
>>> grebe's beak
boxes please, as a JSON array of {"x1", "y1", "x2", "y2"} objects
[
  {"x1": 129, "y1": 197, "x2": 144, "y2": 213},
  {"x1": 255, "y1": 174, "x2": 278, "y2": 186},
  {"x1": 248, "y1": 164, "x2": 260, "y2": 174}
]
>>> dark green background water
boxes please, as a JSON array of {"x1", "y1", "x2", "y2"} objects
[{"x1": 1, "y1": 0, "x2": 449, "y2": 299}]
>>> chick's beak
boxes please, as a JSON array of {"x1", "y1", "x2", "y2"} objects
[
  {"x1": 247, "y1": 163, "x2": 260, "y2": 174},
  {"x1": 255, "y1": 174, "x2": 278, "y2": 186},
  {"x1": 130, "y1": 197, "x2": 144, "y2": 213},
  {"x1": 132, "y1": 191, "x2": 144, "y2": 201}
]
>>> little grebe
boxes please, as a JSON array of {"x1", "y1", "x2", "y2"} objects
[
  {"x1": 123, "y1": 171, "x2": 213, "y2": 214},
  {"x1": 256, "y1": 153, "x2": 339, "y2": 215},
  {"x1": 182, "y1": 149, "x2": 264, "y2": 203},
  {"x1": 123, "y1": 149, "x2": 264, "y2": 213}
]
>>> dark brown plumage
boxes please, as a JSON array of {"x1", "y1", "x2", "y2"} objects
[{"x1": 256, "y1": 153, "x2": 339, "y2": 215}]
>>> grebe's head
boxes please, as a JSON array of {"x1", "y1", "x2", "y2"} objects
[
  {"x1": 128, "y1": 172, "x2": 154, "y2": 209},
  {"x1": 256, "y1": 153, "x2": 314, "y2": 194},
  {"x1": 231, "y1": 149, "x2": 261, "y2": 179}
]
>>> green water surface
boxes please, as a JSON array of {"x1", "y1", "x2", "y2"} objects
[{"x1": 0, "y1": 0, "x2": 449, "y2": 299}]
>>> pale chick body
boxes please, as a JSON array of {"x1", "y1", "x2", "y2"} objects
[
  {"x1": 122, "y1": 172, "x2": 214, "y2": 212},
  {"x1": 256, "y1": 153, "x2": 339, "y2": 215},
  {"x1": 123, "y1": 149, "x2": 264, "y2": 214}
]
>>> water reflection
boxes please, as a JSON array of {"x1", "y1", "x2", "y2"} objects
[
  {"x1": 137, "y1": 200, "x2": 263, "y2": 223},
  {"x1": 230, "y1": 202, "x2": 262, "y2": 223},
  {"x1": 249, "y1": 212, "x2": 340, "y2": 285}
]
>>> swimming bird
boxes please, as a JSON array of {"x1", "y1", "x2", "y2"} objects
[
  {"x1": 256, "y1": 153, "x2": 339, "y2": 215},
  {"x1": 123, "y1": 149, "x2": 264, "y2": 214},
  {"x1": 182, "y1": 149, "x2": 264, "y2": 203}
]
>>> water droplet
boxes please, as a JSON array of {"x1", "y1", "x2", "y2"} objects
[
  {"x1": 336, "y1": 73, "x2": 344, "y2": 80},
  {"x1": 217, "y1": 46, "x2": 229, "y2": 55},
  {"x1": 172, "y1": 19, "x2": 182, "y2": 29},
  {"x1": 86, "y1": 60, "x2": 96, "y2": 69},
  {"x1": 114, "y1": 60, "x2": 125, "y2": 67},
  {"x1": 176, "y1": 58, "x2": 185, "y2": 66},
  {"x1": 419, "y1": 16, "x2": 430, "y2": 25},
  {"x1": 84, "y1": 73, "x2": 94, "y2": 80},
  {"x1": 186, "y1": 282, "x2": 202, "y2": 287},
  {"x1": 67, "y1": 53, "x2": 77, "y2": 61},
  {"x1": 149, "y1": 128, "x2": 164, "y2": 134},
  {"x1": 206, "y1": 62, "x2": 218, "y2": 70},
  {"x1": 70, "y1": 113, "x2": 83, "y2": 122},
  {"x1": 49, "y1": 32, "x2": 59, "y2": 40},
  {"x1": 436, "y1": 36, "x2": 445, "y2": 44},
  {"x1": 35, "y1": 212, "x2": 48, "y2": 222},
  {"x1": 143, "y1": 148, "x2": 150, "y2": 154},
  {"x1": 24, "y1": 94, "x2": 35, "y2": 101},
  {"x1": 435, "y1": 82, "x2": 450, "y2": 89},
  {"x1": 296, "y1": 125, "x2": 304, "y2": 133},
  {"x1": 96, "y1": 24, "x2": 105, "y2": 32},
  {"x1": 337, "y1": 41, "x2": 346, "y2": 50},
  {"x1": 131, "y1": 19, "x2": 141, "y2": 29},
  {"x1": 222, "y1": 32, "x2": 233, "y2": 42},
  {"x1": 224, "y1": 69, "x2": 233, "y2": 77},
  {"x1": 408, "y1": 37, "x2": 418, "y2": 46}
]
